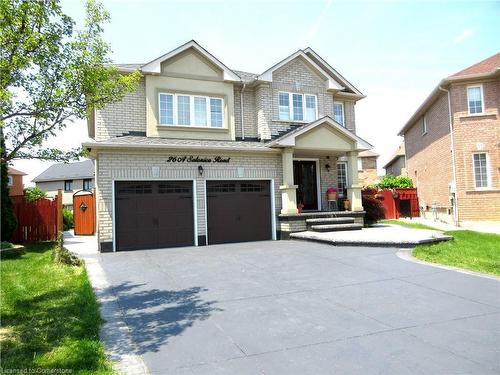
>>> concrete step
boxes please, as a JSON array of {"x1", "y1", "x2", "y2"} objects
[
  {"x1": 310, "y1": 223, "x2": 363, "y2": 232},
  {"x1": 306, "y1": 217, "x2": 355, "y2": 225}
]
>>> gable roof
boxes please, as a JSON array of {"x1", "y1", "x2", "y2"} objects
[
  {"x1": 8, "y1": 167, "x2": 27, "y2": 176},
  {"x1": 451, "y1": 52, "x2": 500, "y2": 78},
  {"x1": 257, "y1": 50, "x2": 344, "y2": 91},
  {"x1": 359, "y1": 150, "x2": 379, "y2": 158},
  {"x1": 398, "y1": 52, "x2": 500, "y2": 136},
  {"x1": 267, "y1": 116, "x2": 372, "y2": 150},
  {"x1": 33, "y1": 160, "x2": 95, "y2": 183},
  {"x1": 383, "y1": 143, "x2": 405, "y2": 169},
  {"x1": 141, "y1": 40, "x2": 240, "y2": 81}
]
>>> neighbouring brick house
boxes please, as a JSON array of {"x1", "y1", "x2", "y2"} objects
[
  {"x1": 84, "y1": 40, "x2": 374, "y2": 252},
  {"x1": 33, "y1": 160, "x2": 95, "y2": 209},
  {"x1": 399, "y1": 52, "x2": 500, "y2": 225},
  {"x1": 7, "y1": 167, "x2": 27, "y2": 196},
  {"x1": 358, "y1": 150, "x2": 379, "y2": 186},
  {"x1": 383, "y1": 143, "x2": 406, "y2": 176}
]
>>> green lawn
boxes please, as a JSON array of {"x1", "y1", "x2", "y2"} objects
[
  {"x1": 1, "y1": 242, "x2": 114, "y2": 374},
  {"x1": 383, "y1": 220, "x2": 500, "y2": 276}
]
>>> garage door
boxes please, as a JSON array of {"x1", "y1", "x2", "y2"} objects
[
  {"x1": 115, "y1": 181, "x2": 194, "y2": 251},
  {"x1": 207, "y1": 180, "x2": 272, "y2": 244}
]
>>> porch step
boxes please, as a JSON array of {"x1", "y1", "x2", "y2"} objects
[
  {"x1": 310, "y1": 223, "x2": 363, "y2": 232},
  {"x1": 306, "y1": 217, "x2": 355, "y2": 225}
]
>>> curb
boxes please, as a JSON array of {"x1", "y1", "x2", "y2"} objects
[
  {"x1": 289, "y1": 234, "x2": 453, "y2": 248},
  {"x1": 397, "y1": 249, "x2": 500, "y2": 281}
]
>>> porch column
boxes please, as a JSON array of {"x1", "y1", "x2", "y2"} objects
[
  {"x1": 280, "y1": 148, "x2": 299, "y2": 214},
  {"x1": 347, "y1": 151, "x2": 363, "y2": 211}
]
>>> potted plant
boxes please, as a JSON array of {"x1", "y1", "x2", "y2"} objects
[{"x1": 326, "y1": 187, "x2": 337, "y2": 201}]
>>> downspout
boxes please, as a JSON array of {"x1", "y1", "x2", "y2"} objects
[
  {"x1": 439, "y1": 85, "x2": 459, "y2": 226},
  {"x1": 240, "y1": 82, "x2": 246, "y2": 140}
]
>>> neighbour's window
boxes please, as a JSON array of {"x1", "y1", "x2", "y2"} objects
[
  {"x1": 7, "y1": 175, "x2": 13, "y2": 186},
  {"x1": 333, "y1": 102, "x2": 344, "y2": 126},
  {"x1": 357, "y1": 158, "x2": 363, "y2": 171},
  {"x1": 337, "y1": 162, "x2": 348, "y2": 198},
  {"x1": 158, "y1": 93, "x2": 224, "y2": 128},
  {"x1": 473, "y1": 153, "x2": 489, "y2": 189},
  {"x1": 467, "y1": 86, "x2": 483, "y2": 114},
  {"x1": 210, "y1": 98, "x2": 223, "y2": 128},
  {"x1": 278, "y1": 92, "x2": 317, "y2": 122},
  {"x1": 422, "y1": 115, "x2": 427, "y2": 135},
  {"x1": 64, "y1": 180, "x2": 73, "y2": 192},
  {"x1": 83, "y1": 179, "x2": 93, "y2": 190}
]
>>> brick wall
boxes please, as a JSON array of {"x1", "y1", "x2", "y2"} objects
[
  {"x1": 95, "y1": 78, "x2": 147, "y2": 140},
  {"x1": 234, "y1": 86, "x2": 258, "y2": 139},
  {"x1": 450, "y1": 79, "x2": 500, "y2": 221},
  {"x1": 358, "y1": 156, "x2": 378, "y2": 186}
]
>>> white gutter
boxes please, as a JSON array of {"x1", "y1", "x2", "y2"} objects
[
  {"x1": 240, "y1": 83, "x2": 246, "y2": 140},
  {"x1": 438, "y1": 85, "x2": 459, "y2": 226}
]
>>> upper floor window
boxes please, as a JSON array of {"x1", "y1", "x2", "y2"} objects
[
  {"x1": 357, "y1": 158, "x2": 363, "y2": 171},
  {"x1": 7, "y1": 175, "x2": 13, "y2": 186},
  {"x1": 64, "y1": 180, "x2": 73, "y2": 192},
  {"x1": 473, "y1": 153, "x2": 490, "y2": 189},
  {"x1": 83, "y1": 178, "x2": 93, "y2": 190},
  {"x1": 467, "y1": 85, "x2": 483, "y2": 114},
  {"x1": 159, "y1": 93, "x2": 224, "y2": 128},
  {"x1": 333, "y1": 102, "x2": 344, "y2": 126},
  {"x1": 278, "y1": 92, "x2": 317, "y2": 122}
]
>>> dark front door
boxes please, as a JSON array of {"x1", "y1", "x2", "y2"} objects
[
  {"x1": 115, "y1": 181, "x2": 194, "y2": 251},
  {"x1": 293, "y1": 160, "x2": 318, "y2": 210},
  {"x1": 207, "y1": 180, "x2": 272, "y2": 244}
]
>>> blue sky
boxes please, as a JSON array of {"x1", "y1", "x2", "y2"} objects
[{"x1": 14, "y1": 0, "x2": 500, "y2": 183}]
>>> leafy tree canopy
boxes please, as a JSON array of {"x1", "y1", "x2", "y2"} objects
[
  {"x1": 24, "y1": 186, "x2": 47, "y2": 202},
  {"x1": 0, "y1": 0, "x2": 141, "y2": 162},
  {"x1": 376, "y1": 175, "x2": 414, "y2": 189}
]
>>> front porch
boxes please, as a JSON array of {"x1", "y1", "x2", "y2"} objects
[{"x1": 268, "y1": 116, "x2": 372, "y2": 237}]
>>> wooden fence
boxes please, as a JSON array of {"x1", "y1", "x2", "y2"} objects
[{"x1": 11, "y1": 190, "x2": 63, "y2": 243}]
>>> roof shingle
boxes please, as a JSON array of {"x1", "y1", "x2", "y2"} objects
[
  {"x1": 450, "y1": 52, "x2": 500, "y2": 77},
  {"x1": 33, "y1": 160, "x2": 95, "y2": 182}
]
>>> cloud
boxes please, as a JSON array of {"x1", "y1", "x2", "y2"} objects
[{"x1": 453, "y1": 28, "x2": 474, "y2": 44}]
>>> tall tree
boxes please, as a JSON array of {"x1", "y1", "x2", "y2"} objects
[
  {"x1": 0, "y1": 0, "x2": 141, "y2": 162},
  {"x1": 1, "y1": 134, "x2": 16, "y2": 241}
]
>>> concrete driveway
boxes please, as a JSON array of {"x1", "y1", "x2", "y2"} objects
[{"x1": 91, "y1": 240, "x2": 499, "y2": 374}]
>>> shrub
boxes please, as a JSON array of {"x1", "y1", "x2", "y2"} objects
[
  {"x1": 63, "y1": 208, "x2": 74, "y2": 231},
  {"x1": 24, "y1": 186, "x2": 47, "y2": 202},
  {"x1": 376, "y1": 175, "x2": 413, "y2": 189},
  {"x1": 362, "y1": 187, "x2": 385, "y2": 226},
  {"x1": 53, "y1": 232, "x2": 82, "y2": 266}
]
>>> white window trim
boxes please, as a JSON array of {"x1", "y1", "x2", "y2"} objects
[
  {"x1": 7, "y1": 175, "x2": 13, "y2": 186},
  {"x1": 337, "y1": 161, "x2": 348, "y2": 198},
  {"x1": 333, "y1": 101, "x2": 345, "y2": 126},
  {"x1": 278, "y1": 91, "x2": 318, "y2": 123},
  {"x1": 158, "y1": 92, "x2": 224, "y2": 128},
  {"x1": 422, "y1": 115, "x2": 427, "y2": 135},
  {"x1": 467, "y1": 84, "x2": 484, "y2": 115},
  {"x1": 472, "y1": 152, "x2": 491, "y2": 190},
  {"x1": 357, "y1": 158, "x2": 363, "y2": 171}
]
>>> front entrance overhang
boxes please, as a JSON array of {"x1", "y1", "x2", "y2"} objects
[{"x1": 266, "y1": 116, "x2": 372, "y2": 153}]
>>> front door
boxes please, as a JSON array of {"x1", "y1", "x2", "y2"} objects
[{"x1": 293, "y1": 160, "x2": 318, "y2": 211}]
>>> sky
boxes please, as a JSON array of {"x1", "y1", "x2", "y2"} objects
[{"x1": 13, "y1": 0, "x2": 500, "y2": 186}]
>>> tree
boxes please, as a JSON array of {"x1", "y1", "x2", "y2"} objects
[
  {"x1": 24, "y1": 186, "x2": 47, "y2": 202},
  {"x1": 1, "y1": 135, "x2": 16, "y2": 241},
  {"x1": 0, "y1": 0, "x2": 141, "y2": 162},
  {"x1": 376, "y1": 175, "x2": 413, "y2": 189}
]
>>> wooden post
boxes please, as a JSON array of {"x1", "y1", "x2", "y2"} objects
[{"x1": 56, "y1": 189, "x2": 63, "y2": 233}]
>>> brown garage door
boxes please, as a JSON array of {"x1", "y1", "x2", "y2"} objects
[
  {"x1": 115, "y1": 181, "x2": 194, "y2": 251},
  {"x1": 207, "y1": 180, "x2": 272, "y2": 244}
]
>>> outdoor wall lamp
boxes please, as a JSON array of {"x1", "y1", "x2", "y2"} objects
[
  {"x1": 198, "y1": 165, "x2": 204, "y2": 176},
  {"x1": 325, "y1": 164, "x2": 331, "y2": 172}
]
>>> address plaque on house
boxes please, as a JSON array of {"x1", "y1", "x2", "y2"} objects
[{"x1": 166, "y1": 156, "x2": 230, "y2": 163}]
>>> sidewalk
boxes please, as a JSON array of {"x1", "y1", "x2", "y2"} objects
[{"x1": 399, "y1": 217, "x2": 500, "y2": 234}]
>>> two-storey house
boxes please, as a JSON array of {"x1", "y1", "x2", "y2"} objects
[
  {"x1": 84, "y1": 41, "x2": 372, "y2": 252},
  {"x1": 399, "y1": 53, "x2": 500, "y2": 226}
]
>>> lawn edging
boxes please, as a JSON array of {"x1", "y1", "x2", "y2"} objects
[{"x1": 397, "y1": 248, "x2": 500, "y2": 281}]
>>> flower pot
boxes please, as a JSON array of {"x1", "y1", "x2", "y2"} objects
[{"x1": 327, "y1": 192, "x2": 337, "y2": 201}]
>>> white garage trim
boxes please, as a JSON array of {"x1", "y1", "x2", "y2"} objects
[{"x1": 112, "y1": 178, "x2": 197, "y2": 252}]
